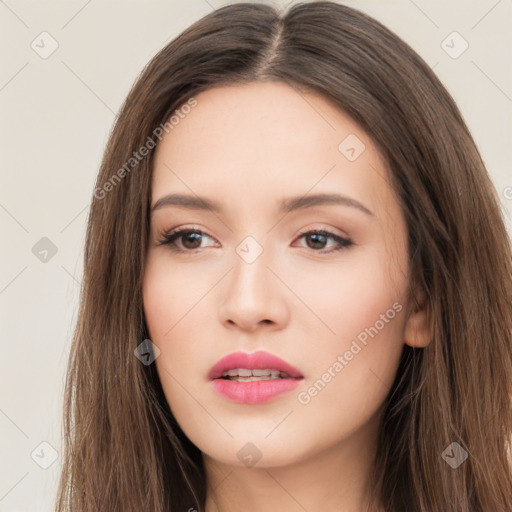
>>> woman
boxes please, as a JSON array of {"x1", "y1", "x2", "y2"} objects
[{"x1": 55, "y1": 2, "x2": 512, "y2": 511}]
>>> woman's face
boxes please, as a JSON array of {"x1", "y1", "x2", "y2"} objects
[{"x1": 143, "y1": 81, "x2": 424, "y2": 470}]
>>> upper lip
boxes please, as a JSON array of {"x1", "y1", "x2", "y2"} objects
[{"x1": 208, "y1": 351, "x2": 304, "y2": 380}]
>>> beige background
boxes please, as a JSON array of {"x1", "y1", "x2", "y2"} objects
[{"x1": 0, "y1": 0, "x2": 510, "y2": 510}]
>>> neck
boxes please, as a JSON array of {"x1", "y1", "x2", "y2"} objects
[{"x1": 203, "y1": 410, "x2": 384, "y2": 512}]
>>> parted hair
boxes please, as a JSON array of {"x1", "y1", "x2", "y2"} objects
[{"x1": 55, "y1": 2, "x2": 512, "y2": 511}]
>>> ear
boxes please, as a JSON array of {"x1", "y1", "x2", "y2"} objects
[{"x1": 403, "y1": 287, "x2": 431, "y2": 348}]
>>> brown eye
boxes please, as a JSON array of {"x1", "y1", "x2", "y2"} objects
[
  {"x1": 178, "y1": 231, "x2": 203, "y2": 250},
  {"x1": 295, "y1": 230, "x2": 354, "y2": 253},
  {"x1": 158, "y1": 229, "x2": 217, "y2": 252},
  {"x1": 304, "y1": 232, "x2": 329, "y2": 250}
]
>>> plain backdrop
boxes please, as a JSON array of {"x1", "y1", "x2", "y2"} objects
[{"x1": 1, "y1": 1, "x2": 511, "y2": 510}]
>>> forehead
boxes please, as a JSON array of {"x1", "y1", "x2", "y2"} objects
[{"x1": 151, "y1": 81, "x2": 397, "y2": 221}]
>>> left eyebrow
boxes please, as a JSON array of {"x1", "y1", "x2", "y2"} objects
[
  {"x1": 279, "y1": 193, "x2": 373, "y2": 216},
  {"x1": 151, "y1": 192, "x2": 374, "y2": 217}
]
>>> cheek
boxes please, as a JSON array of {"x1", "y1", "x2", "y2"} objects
[
  {"x1": 142, "y1": 256, "x2": 200, "y2": 340},
  {"x1": 299, "y1": 247, "x2": 407, "y2": 397},
  {"x1": 305, "y1": 246, "x2": 406, "y2": 339},
  {"x1": 143, "y1": 265, "x2": 189, "y2": 422},
  {"x1": 142, "y1": 257, "x2": 213, "y2": 410},
  {"x1": 294, "y1": 280, "x2": 405, "y2": 445}
]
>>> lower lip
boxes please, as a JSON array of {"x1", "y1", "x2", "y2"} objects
[{"x1": 211, "y1": 377, "x2": 302, "y2": 404}]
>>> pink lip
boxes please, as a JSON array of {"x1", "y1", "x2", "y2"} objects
[
  {"x1": 209, "y1": 350, "x2": 304, "y2": 404},
  {"x1": 209, "y1": 351, "x2": 303, "y2": 380}
]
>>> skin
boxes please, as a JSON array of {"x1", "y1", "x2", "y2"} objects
[{"x1": 143, "y1": 81, "x2": 430, "y2": 512}]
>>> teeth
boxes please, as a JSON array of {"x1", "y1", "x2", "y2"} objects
[
  {"x1": 252, "y1": 369, "x2": 271, "y2": 376},
  {"x1": 228, "y1": 375, "x2": 282, "y2": 382},
  {"x1": 221, "y1": 368, "x2": 291, "y2": 379}
]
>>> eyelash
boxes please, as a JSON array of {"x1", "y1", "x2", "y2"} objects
[{"x1": 157, "y1": 227, "x2": 354, "y2": 254}]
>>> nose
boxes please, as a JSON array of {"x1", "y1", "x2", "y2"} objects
[{"x1": 218, "y1": 243, "x2": 289, "y2": 332}]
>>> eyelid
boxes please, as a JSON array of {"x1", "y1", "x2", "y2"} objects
[
  {"x1": 295, "y1": 224, "x2": 349, "y2": 239},
  {"x1": 158, "y1": 225, "x2": 218, "y2": 250}
]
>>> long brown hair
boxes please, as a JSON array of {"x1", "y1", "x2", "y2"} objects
[{"x1": 54, "y1": 2, "x2": 512, "y2": 510}]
